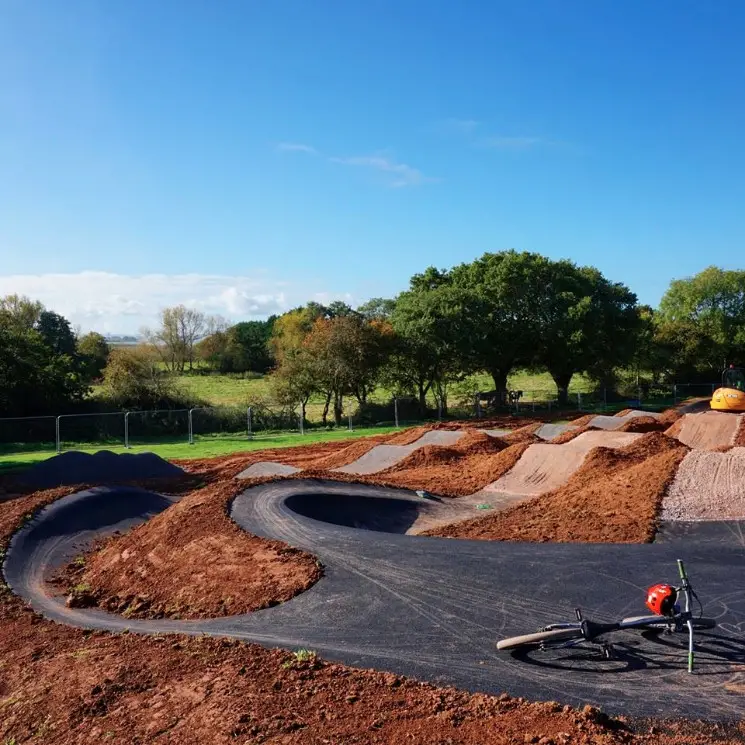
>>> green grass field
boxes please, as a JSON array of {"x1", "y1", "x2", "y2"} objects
[
  {"x1": 154, "y1": 369, "x2": 596, "y2": 409},
  {"x1": 0, "y1": 425, "x2": 403, "y2": 474}
]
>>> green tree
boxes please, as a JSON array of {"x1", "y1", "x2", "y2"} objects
[
  {"x1": 357, "y1": 297, "x2": 396, "y2": 321},
  {"x1": 36, "y1": 310, "x2": 77, "y2": 357},
  {"x1": 0, "y1": 294, "x2": 44, "y2": 333},
  {"x1": 77, "y1": 332, "x2": 111, "y2": 380},
  {"x1": 388, "y1": 285, "x2": 477, "y2": 413},
  {"x1": 444, "y1": 251, "x2": 553, "y2": 393},
  {"x1": 658, "y1": 266, "x2": 745, "y2": 373},
  {"x1": 0, "y1": 327, "x2": 89, "y2": 415},
  {"x1": 226, "y1": 319, "x2": 276, "y2": 373},
  {"x1": 534, "y1": 263, "x2": 640, "y2": 403},
  {"x1": 102, "y1": 346, "x2": 182, "y2": 408}
]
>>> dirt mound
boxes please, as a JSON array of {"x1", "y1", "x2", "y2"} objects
[
  {"x1": 14, "y1": 450, "x2": 185, "y2": 490},
  {"x1": 663, "y1": 447, "x2": 745, "y2": 520},
  {"x1": 501, "y1": 422, "x2": 542, "y2": 444},
  {"x1": 479, "y1": 431, "x2": 642, "y2": 498},
  {"x1": 674, "y1": 410, "x2": 741, "y2": 450},
  {"x1": 618, "y1": 415, "x2": 667, "y2": 433},
  {"x1": 377, "y1": 442, "x2": 532, "y2": 497},
  {"x1": 550, "y1": 424, "x2": 592, "y2": 444},
  {"x1": 60, "y1": 480, "x2": 322, "y2": 619},
  {"x1": 426, "y1": 433, "x2": 689, "y2": 543},
  {"x1": 381, "y1": 431, "x2": 506, "y2": 471}
]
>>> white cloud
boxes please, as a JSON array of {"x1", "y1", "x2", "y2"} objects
[
  {"x1": 0, "y1": 272, "x2": 356, "y2": 335},
  {"x1": 276, "y1": 142, "x2": 318, "y2": 154},
  {"x1": 330, "y1": 154, "x2": 437, "y2": 188}
]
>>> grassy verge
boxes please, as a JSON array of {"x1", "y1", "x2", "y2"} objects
[{"x1": 0, "y1": 426, "x2": 404, "y2": 474}]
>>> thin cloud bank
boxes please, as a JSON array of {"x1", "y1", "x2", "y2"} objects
[
  {"x1": 277, "y1": 143, "x2": 436, "y2": 188},
  {"x1": 0, "y1": 272, "x2": 354, "y2": 335},
  {"x1": 439, "y1": 119, "x2": 550, "y2": 151},
  {"x1": 329, "y1": 154, "x2": 436, "y2": 188}
]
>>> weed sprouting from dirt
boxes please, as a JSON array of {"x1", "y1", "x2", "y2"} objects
[{"x1": 282, "y1": 648, "x2": 318, "y2": 669}]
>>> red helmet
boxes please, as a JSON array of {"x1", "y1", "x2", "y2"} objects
[{"x1": 646, "y1": 584, "x2": 677, "y2": 616}]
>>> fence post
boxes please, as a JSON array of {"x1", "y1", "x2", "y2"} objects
[
  {"x1": 348, "y1": 414, "x2": 353, "y2": 431},
  {"x1": 188, "y1": 408, "x2": 194, "y2": 445},
  {"x1": 247, "y1": 407, "x2": 252, "y2": 439},
  {"x1": 394, "y1": 397, "x2": 399, "y2": 428},
  {"x1": 55, "y1": 415, "x2": 61, "y2": 454},
  {"x1": 125, "y1": 412, "x2": 130, "y2": 449}
]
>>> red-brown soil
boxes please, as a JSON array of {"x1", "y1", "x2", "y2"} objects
[
  {"x1": 57, "y1": 478, "x2": 322, "y2": 619},
  {"x1": 2, "y1": 487, "x2": 744, "y2": 743},
  {"x1": 425, "y1": 433, "x2": 689, "y2": 543},
  {"x1": 618, "y1": 416, "x2": 667, "y2": 433}
]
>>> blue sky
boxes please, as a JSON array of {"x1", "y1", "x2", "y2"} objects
[{"x1": 2, "y1": 0, "x2": 745, "y2": 332}]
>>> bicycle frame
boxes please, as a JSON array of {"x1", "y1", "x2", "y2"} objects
[{"x1": 537, "y1": 560, "x2": 700, "y2": 672}]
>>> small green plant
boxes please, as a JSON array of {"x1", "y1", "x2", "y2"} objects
[
  {"x1": 5, "y1": 736, "x2": 18, "y2": 745},
  {"x1": 282, "y1": 648, "x2": 317, "y2": 669},
  {"x1": 73, "y1": 582, "x2": 92, "y2": 594},
  {"x1": 73, "y1": 555, "x2": 86, "y2": 567},
  {"x1": 294, "y1": 648, "x2": 316, "y2": 663}
]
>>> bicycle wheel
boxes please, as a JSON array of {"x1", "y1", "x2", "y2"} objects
[{"x1": 497, "y1": 627, "x2": 583, "y2": 651}]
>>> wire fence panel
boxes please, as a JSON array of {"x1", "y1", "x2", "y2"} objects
[
  {"x1": 58, "y1": 412, "x2": 126, "y2": 452},
  {"x1": 0, "y1": 416, "x2": 57, "y2": 454},
  {"x1": 125, "y1": 409, "x2": 190, "y2": 448},
  {"x1": 191, "y1": 407, "x2": 251, "y2": 443}
]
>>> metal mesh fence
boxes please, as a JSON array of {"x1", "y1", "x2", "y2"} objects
[{"x1": 0, "y1": 381, "x2": 721, "y2": 458}]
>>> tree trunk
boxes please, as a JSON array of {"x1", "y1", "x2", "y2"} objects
[
  {"x1": 300, "y1": 400, "x2": 306, "y2": 424},
  {"x1": 333, "y1": 391, "x2": 343, "y2": 426},
  {"x1": 417, "y1": 383, "x2": 427, "y2": 415},
  {"x1": 490, "y1": 369, "x2": 509, "y2": 405},
  {"x1": 551, "y1": 371, "x2": 573, "y2": 406},
  {"x1": 321, "y1": 391, "x2": 331, "y2": 425}
]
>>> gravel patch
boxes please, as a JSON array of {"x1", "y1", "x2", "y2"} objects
[{"x1": 662, "y1": 447, "x2": 745, "y2": 520}]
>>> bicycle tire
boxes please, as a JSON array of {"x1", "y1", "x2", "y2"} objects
[{"x1": 497, "y1": 627, "x2": 583, "y2": 651}]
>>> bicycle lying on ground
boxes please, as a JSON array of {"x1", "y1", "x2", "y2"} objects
[{"x1": 497, "y1": 560, "x2": 715, "y2": 673}]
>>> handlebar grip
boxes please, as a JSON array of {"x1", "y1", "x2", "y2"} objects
[{"x1": 677, "y1": 559, "x2": 687, "y2": 581}]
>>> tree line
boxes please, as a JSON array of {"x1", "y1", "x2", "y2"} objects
[{"x1": 2, "y1": 252, "x2": 745, "y2": 420}]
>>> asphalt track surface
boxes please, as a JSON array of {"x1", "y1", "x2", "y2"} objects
[{"x1": 5, "y1": 481, "x2": 745, "y2": 719}]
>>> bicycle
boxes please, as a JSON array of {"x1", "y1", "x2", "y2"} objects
[{"x1": 497, "y1": 560, "x2": 716, "y2": 673}]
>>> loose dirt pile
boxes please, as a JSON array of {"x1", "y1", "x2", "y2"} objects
[
  {"x1": 619, "y1": 415, "x2": 667, "y2": 433},
  {"x1": 59, "y1": 480, "x2": 322, "y2": 619},
  {"x1": 426, "y1": 433, "x2": 689, "y2": 543},
  {"x1": 13, "y1": 450, "x2": 186, "y2": 490},
  {"x1": 673, "y1": 411, "x2": 742, "y2": 450},
  {"x1": 663, "y1": 447, "x2": 745, "y2": 521}
]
